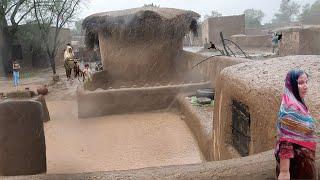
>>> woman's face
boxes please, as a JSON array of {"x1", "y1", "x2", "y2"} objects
[{"x1": 297, "y1": 73, "x2": 308, "y2": 99}]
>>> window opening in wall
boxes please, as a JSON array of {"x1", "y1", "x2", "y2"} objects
[{"x1": 231, "y1": 100, "x2": 251, "y2": 156}]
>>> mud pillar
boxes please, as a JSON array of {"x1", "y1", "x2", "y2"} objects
[{"x1": 0, "y1": 100, "x2": 47, "y2": 176}]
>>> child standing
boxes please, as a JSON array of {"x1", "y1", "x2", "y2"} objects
[
  {"x1": 12, "y1": 59, "x2": 20, "y2": 90},
  {"x1": 82, "y1": 63, "x2": 92, "y2": 82}
]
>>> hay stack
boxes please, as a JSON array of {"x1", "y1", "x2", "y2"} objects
[
  {"x1": 83, "y1": 6, "x2": 200, "y2": 48},
  {"x1": 82, "y1": 6, "x2": 200, "y2": 81}
]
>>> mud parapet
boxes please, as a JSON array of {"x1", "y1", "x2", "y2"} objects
[
  {"x1": 0, "y1": 100, "x2": 46, "y2": 176},
  {"x1": 78, "y1": 82, "x2": 211, "y2": 118}
]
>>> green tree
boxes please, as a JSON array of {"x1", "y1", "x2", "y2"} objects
[
  {"x1": 299, "y1": 0, "x2": 320, "y2": 23},
  {"x1": 204, "y1": 10, "x2": 222, "y2": 19},
  {"x1": 272, "y1": 0, "x2": 300, "y2": 25},
  {"x1": 71, "y1": 18, "x2": 83, "y2": 36},
  {"x1": 33, "y1": 0, "x2": 82, "y2": 75},
  {"x1": 244, "y1": 9, "x2": 265, "y2": 28},
  {"x1": 0, "y1": 0, "x2": 34, "y2": 74}
]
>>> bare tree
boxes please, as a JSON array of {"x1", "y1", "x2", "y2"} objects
[
  {"x1": 244, "y1": 9, "x2": 265, "y2": 28},
  {"x1": 272, "y1": 0, "x2": 300, "y2": 25},
  {"x1": 299, "y1": 0, "x2": 320, "y2": 24},
  {"x1": 0, "y1": 0, "x2": 34, "y2": 34},
  {"x1": 0, "y1": 0, "x2": 34, "y2": 74},
  {"x1": 33, "y1": 0, "x2": 82, "y2": 75},
  {"x1": 204, "y1": 10, "x2": 222, "y2": 19}
]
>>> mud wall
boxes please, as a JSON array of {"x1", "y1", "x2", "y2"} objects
[
  {"x1": 279, "y1": 29, "x2": 300, "y2": 56},
  {"x1": 0, "y1": 100, "x2": 46, "y2": 175},
  {"x1": 176, "y1": 94, "x2": 213, "y2": 161},
  {"x1": 78, "y1": 82, "x2": 210, "y2": 118},
  {"x1": 174, "y1": 50, "x2": 251, "y2": 88},
  {"x1": 230, "y1": 34, "x2": 272, "y2": 48},
  {"x1": 85, "y1": 49, "x2": 250, "y2": 91},
  {"x1": 213, "y1": 55, "x2": 320, "y2": 160},
  {"x1": 98, "y1": 32, "x2": 182, "y2": 81},
  {"x1": 245, "y1": 28, "x2": 267, "y2": 36},
  {"x1": 201, "y1": 20, "x2": 210, "y2": 45},
  {"x1": 279, "y1": 26, "x2": 320, "y2": 56},
  {"x1": 202, "y1": 15, "x2": 245, "y2": 45},
  {"x1": 4, "y1": 93, "x2": 50, "y2": 122},
  {"x1": 7, "y1": 149, "x2": 320, "y2": 180},
  {"x1": 300, "y1": 28, "x2": 320, "y2": 55}
]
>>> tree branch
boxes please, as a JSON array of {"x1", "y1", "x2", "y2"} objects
[
  {"x1": 5, "y1": 1, "x2": 19, "y2": 15},
  {"x1": 10, "y1": 0, "x2": 27, "y2": 27},
  {"x1": 59, "y1": 0, "x2": 80, "y2": 29},
  {"x1": 17, "y1": 4, "x2": 35, "y2": 24}
]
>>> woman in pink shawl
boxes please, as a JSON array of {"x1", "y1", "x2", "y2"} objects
[{"x1": 275, "y1": 69, "x2": 317, "y2": 179}]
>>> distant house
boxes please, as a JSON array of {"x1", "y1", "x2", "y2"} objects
[
  {"x1": 274, "y1": 25, "x2": 320, "y2": 56},
  {"x1": 202, "y1": 15, "x2": 245, "y2": 45}
]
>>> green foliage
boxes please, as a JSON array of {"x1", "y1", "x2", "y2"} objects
[
  {"x1": 299, "y1": 0, "x2": 320, "y2": 23},
  {"x1": 71, "y1": 18, "x2": 83, "y2": 36},
  {"x1": 272, "y1": 0, "x2": 301, "y2": 25},
  {"x1": 244, "y1": 9, "x2": 265, "y2": 28},
  {"x1": 189, "y1": 96, "x2": 214, "y2": 107},
  {"x1": 204, "y1": 10, "x2": 222, "y2": 19},
  {"x1": 16, "y1": 24, "x2": 47, "y2": 61}
]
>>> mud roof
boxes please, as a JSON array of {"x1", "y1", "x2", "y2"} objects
[
  {"x1": 273, "y1": 25, "x2": 320, "y2": 33},
  {"x1": 82, "y1": 6, "x2": 200, "y2": 48}
]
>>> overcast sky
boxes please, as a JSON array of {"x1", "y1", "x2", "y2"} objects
[{"x1": 78, "y1": 0, "x2": 316, "y2": 24}]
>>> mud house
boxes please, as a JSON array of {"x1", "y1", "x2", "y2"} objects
[
  {"x1": 201, "y1": 14, "x2": 245, "y2": 45},
  {"x1": 212, "y1": 55, "x2": 320, "y2": 160},
  {"x1": 83, "y1": 6, "x2": 200, "y2": 82},
  {"x1": 275, "y1": 25, "x2": 320, "y2": 56},
  {"x1": 79, "y1": 7, "x2": 209, "y2": 118}
]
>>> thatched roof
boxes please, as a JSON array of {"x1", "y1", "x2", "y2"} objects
[{"x1": 83, "y1": 6, "x2": 200, "y2": 48}]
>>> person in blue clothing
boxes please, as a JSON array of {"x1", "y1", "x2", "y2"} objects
[
  {"x1": 272, "y1": 32, "x2": 282, "y2": 54},
  {"x1": 12, "y1": 59, "x2": 21, "y2": 90},
  {"x1": 272, "y1": 33, "x2": 279, "y2": 53}
]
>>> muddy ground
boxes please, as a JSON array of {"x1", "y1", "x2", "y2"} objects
[{"x1": 0, "y1": 66, "x2": 205, "y2": 174}]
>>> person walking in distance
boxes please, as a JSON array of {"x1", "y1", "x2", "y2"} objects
[{"x1": 12, "y1": 59, "x2": 21, "y2": 90}]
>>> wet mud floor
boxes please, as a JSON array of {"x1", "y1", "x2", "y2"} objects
[{"x1": 45, "y1": 101, "x2": 204, "y2": 174}]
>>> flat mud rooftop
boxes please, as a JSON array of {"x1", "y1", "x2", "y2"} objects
[{"x1": 45, "y1": 101, "x2": 204, "y2": 174}]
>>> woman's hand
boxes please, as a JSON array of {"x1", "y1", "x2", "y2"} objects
[
  {"x1": 278, "y1": 158, "x2": 290, "y2": 180},
  {"x1": 278, "y1": 171, "x2": 290, "y2": 180}
]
